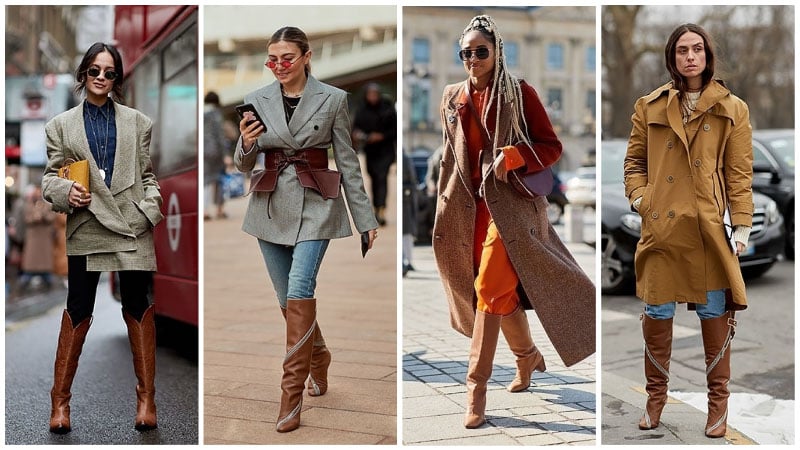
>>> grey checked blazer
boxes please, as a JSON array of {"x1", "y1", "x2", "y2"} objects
[
  {"x1": 234, "y1": 76, "x2": 378, "y2": 245},
  {"x1": 42, "y1": 101, "x2": 163, "y2": 271}
]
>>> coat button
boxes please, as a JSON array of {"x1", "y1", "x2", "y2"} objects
[
  {"x1": 694, "y1": 159, "x2": 702, "y2": 167},
  {"x1": 666, "y1": 140, "x2": 673, "y2": 149},
  {"x1": 703, "y1": 124, "x2": 711, "y2": 132},
  {"x1": 651, "y1": 212, "x2": 659, "y2": 219},
  {"x1": 667, "y1": 175, "x2": 674, "y2": 183},
  {"x1": 667, "y1": 210, "x2": 675, "y2": 218}
]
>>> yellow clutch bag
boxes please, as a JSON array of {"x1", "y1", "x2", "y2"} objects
[{"x1": 58, "y1": 159, "x2": 90, "y2": 191}]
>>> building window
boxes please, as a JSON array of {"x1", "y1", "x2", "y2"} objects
[
  {"x1": 412, "y1": 38, "x2": 430, "y2": 64},
  {"x1": 453, "y1": 41, "x2": 461, "y2": 66},
  {"x1": 586, "y1": 89, "x2": 596, "y2": 117},
  {"x1": 586, "y1": 45, "x2": 596, "y2": 72},
  {"x1": 546, "y1": 43, "x2": 564, "y2": 70},
  {"x1": 505, "y1": 41, "x2": 519, "y2": 68},
  {"x1": 547, "y1": 88, "x2": 563, "y2": 111},
  {"x1": 411, "y1": 83, "x2": 430, "y2": 128}
]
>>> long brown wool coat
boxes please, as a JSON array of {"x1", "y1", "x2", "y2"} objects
[
  {"x1": 434, "y1": 81, "x2": 596, "y2": 367},
  {"x1": 624, "y1": 80, "x2": 753, "y2": 308}
]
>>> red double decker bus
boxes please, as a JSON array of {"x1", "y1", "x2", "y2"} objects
[{"x1": 111, "y1": 5, "x2": 198, "y2": 329}]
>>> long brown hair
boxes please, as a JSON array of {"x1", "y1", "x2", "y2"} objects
[
  {"x1": 268, "y1": 26, "x2": 311, "y2": 75},
  {"x1": 664, "y1": 23, "x2": 716, "y2": 96}
]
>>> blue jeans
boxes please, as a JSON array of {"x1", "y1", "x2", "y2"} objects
[
  {"x1": 258, "y1": 239, "x2": 329, "y2": 309},
  {"x1": 644, "y1": 289, "x2": 726, "y2": 320}
]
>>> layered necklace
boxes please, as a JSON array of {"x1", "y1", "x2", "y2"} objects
[{"x1": 88, "y1": 101, "x2": 111, "y2": 180}]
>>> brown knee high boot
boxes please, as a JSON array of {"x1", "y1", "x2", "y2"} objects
[
  {"x1": 639, "y1": 313, "x2": 673, "y2": 430},
  {"x1": 276, "y1": 298, "x2": 316, "y2": 432},
  {"x1": 464, "y1": 310, "x2": 501, "y2": 428},
  {"x1": 701, "y1": 311, "x2": 736, "y2": 438},
  {"x1": 500, "y1": 306, "x2": 546, "y2": 392},
  {"x1": 279, "y1": 306, "x2": 331, "y2": 397},
  {"x1": 123, "y1": 305, "x2": 158, "y2": 431},
  {"x1": 49, "y1": 310, "x2": 92, "y2": 434}
]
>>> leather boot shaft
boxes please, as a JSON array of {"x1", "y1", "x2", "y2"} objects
[
  {"x1": 276, "y1": 298, "x2": 317, "y2": 432},
  {"x1": 701, "y1": 311, "x2": 736, "y2": 438},
  {"x1": 639, "y1": 313, "x2": 673, "y2": 430},
  {"x1": 123, "y1": 305, "x2": 158, "y2": 431},
  {"x1": 49, "y1": 310, "x2": 92, "y2": 434},
  {"x1": 500, "y1": 306, "x2": 546, "y2": 392},
  {"x1": 280, "y1": 306, "x2": 331, "y2": 397},
  {"x1": 464, "y1": 310, "x2": 501, "y2": 428}
]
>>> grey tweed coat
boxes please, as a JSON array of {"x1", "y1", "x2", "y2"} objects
[
  {"x1": 234, "y1": 76, "x2": 378, "y2": 245},
  {"x1": 42, "y1": 101, "x2": 163, "y2": 272},
  {"x1": 435, "y1": 82, "x2": 595, "y2": 367}
]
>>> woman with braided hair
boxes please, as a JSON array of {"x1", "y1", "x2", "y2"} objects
[{"x1": 434, "y1": 15, "x2": 595, "y2": 428}]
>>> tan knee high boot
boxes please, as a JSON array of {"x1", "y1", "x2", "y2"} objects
[
  {"x1": 464, "y1": 310, "x2": 501, "y2": 428},
  {"x1": 123, "y1": 305, "x2": 158, "y2": 431},
  {"x1": 500, "y1": 306, "x2": 546, "y2": 392},
  {"x1": 701, "y1": 311, "x2": 736, "y2": 438},
  {"x1": 639, "y1": 313, "x2": 673, "y2": 430},
  {"x1": 279, "y1": 307, "x2": 331, "y2": 397},
  {"x1": 276, "y1": 298, "x2": 316, "y2": 432},
  {"x1": 49, "y1": 310, "x2": 92, "y2": 434}
]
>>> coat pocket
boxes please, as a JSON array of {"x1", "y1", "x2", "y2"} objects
[{"x1": 131, "y1": 200, "x2": 154, "y2": 236}]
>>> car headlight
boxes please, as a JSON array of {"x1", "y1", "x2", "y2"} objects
[
  {"x1": 621, "y1": 213, "x2": 642, "y2": 233},
  {"x1": 764, "y1": 198, "x2": 780, "y2": 225}
]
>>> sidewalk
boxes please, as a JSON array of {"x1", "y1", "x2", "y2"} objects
[
  {"x1": 203, "y1": 180, "x2": 397, "y2": 444},
  {"x1": 402, "y1": 234, "x2": 597, "y2": 445}
]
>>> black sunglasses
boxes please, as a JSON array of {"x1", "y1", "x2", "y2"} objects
[
  {"x1": 86, "y1": 67, "x2": 118, "y2": 81},
  {"x1": 458, "y1": 47, "x2": 491, "y2": 61}
]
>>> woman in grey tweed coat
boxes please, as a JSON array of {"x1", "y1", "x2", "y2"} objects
[
  {"x1": 42, "y1": 43, "x2": 163, "y2": 434},
  {"x1": 234, "y1": 26, "x2": 379, "y2": 433}
]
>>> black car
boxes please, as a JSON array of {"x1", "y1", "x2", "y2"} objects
[
  {"x1": 752, "y1": 129, "x2": 794, "y2": 259},
  {"x1": 601, "y1": 140, "x2": 785, "y2": 295}
]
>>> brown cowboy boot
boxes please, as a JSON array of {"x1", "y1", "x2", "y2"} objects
[
  {"x1": 123, "y1": 305, "x2": 158, "y2": 431},
  {"x1": 279, "y1": 307, "x2": 331, "y2": 397},
  {"x1": 49, "y1": 310, "x2": 92, "y2": 434},
  {"x1": 701, "y1": 311, "x2": 736, "y2": 438},
  {"x1": 464, "y1": 310, "x2": 501, "y2": 428},
  {"x1": 500, "y1": 306, "x2": 546, "y2": 392},
  {"x1": 639, "y1": 313, "x2": 673, "y2": 430},
  {"x1": 276, "y1": 298, "x2": 317, "y2": 432}
]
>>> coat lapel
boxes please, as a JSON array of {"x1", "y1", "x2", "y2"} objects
[
  {"x1": 450, "y1": 84, "x2": 473, "y2": 192},
  {"x1": 257, "y1": 82, "x2": 299, "y2": 149},
  {"x1": 666, "y1": 89, "x2": 689, "y2": 152},
  {"x1": 288, "y1": 76, "x2": 330, "y2": 137},
  {"x1": 110, "y1": 103, "x2": 135, "y2": 195}
]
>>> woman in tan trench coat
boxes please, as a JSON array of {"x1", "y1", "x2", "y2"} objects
[
  {"x1": 623, "y1": 23, "x2": 753, "y2": 438},
  {"x1": 434, "y1": 15, "x2": 595, "y2": 429}
]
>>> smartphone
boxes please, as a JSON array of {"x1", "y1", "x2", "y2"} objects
[
  {"x1": 361, "y1": 232, "x2": 370, "y2": 258},
  {"x1": 235, "y1": 103, "x2": 266, "y2": 130}
]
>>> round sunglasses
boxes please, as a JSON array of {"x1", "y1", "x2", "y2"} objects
[
  {"x1": 86, "y1": 67, "x2": 118, "y2": 81},
  {"x1": 264, "y1": 54, "x2": 305, "y2": 70},
  {"x1": 458, "y1": 47, "x2": 491, "y2": 61}
]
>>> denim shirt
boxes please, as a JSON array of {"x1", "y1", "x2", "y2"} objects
[{"x1": 83, "y1": 99, "x2": 117, "y2": 187}]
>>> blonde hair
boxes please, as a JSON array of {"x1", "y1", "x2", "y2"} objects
[{"x1": 460, "y1": 15, "x2": 542, "y2": 167}]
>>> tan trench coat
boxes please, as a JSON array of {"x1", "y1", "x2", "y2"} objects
[
  {"x1": 434, "y1": 81, "x2": 596, "y2": 367},
  {"x1": 624, "y1": 80, "x2": 753, "y2": 308}
]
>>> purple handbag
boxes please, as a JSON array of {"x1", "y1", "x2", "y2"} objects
[{"x1": 509, "y1": 166, "x2": 553, "y2": 200}]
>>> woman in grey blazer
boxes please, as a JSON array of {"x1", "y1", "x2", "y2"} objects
[
  {"x1": 234, "y1": 26, "x2": 379, "y2": 433},
  {"x1": 42, "y1": 43, "x2": 163, "y2": 434}
]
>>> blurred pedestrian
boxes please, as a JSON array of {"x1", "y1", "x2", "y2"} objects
[
  {"x1": 352, "y1": 83, "x2": 396, "y2": 226},
  {"x1": 204, "y1": 91, "x2": 229, "y2": 219},
  {"x1": 401, "y1": 152, "x2": 417, "y2": 276},
  {"x1": 42, "y1": 42, "x2": 164, "y2": 433},
  {"x1": 234, "y1": 26, "x2": 378, "y2": 432},
  {"x1": 435, "y1": 15, "x2": 595, "y2": 428},
  {"x1": 18, "y1": 185, "x2": 55, "y2": 291},
  {"x1": 624, "y1": 23, "x2": 752, "y2": 438},
  {"x1": 52, "y1": 213, "x2": 68, "y2": 287}
]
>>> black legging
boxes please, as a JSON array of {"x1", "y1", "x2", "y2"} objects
[
  {"x1": 66, "y1": 255, "x2": 152, "y2": 323},
  {"x1": 366, "y1": 153, "x2": 394, "y2": 209}
]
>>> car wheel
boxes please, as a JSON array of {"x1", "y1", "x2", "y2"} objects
[
  {"x1": 601, "y1": 232, "x2": 631, "y2": 295},
  {"x1": 547, "y1": 202, "x2": 563, "y2": 224},
  {"x1": 741, "y1": 262, "x2": 775, "y2": 279}
]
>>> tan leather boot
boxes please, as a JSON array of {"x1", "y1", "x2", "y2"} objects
[
  {"x1": 701, "y1": 311, "x2": 736, "y2": 438},
  {"x1": 639, "y1": 313, "x2": 673, "y2": 430},
  {"x1": 464, "y1": 310, "x2": 501, "y2": 428},
  {"x1": 501, "y1": 306, "x2": 546, "y2": 392},
  {"x1": 279, "y1": 307, "x2": 331, "y2": 397},
  {"x1": 123, "y1": 305, "x2": 158, "y2": 431},
  {"x1": 276, "y1": 298, "x2": 316, "y2": 432},
  {"x1": 49, "y1": 310, "x2": 92, "y2": 434}
]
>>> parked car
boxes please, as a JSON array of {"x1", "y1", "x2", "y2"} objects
[
  {"x1": 752, "y1": 129, "x2": 794, "y2": 259},
  {"x1": 409, "y1": 147, "x2": 437, "y2": 245},
  {"x1": 565, "y1": 166, "x2": 596, "y2": 208},
  {"x1": 600, "y1": 140, "x2": 785, "y2": 295}
]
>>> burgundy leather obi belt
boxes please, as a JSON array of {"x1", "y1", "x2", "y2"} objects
[{"x1": 249, "y1": 148, "x2": 341, "y2": 200}]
